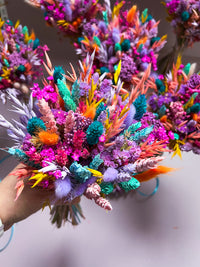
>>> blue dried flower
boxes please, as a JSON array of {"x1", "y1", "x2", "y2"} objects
[
  {"x1": 190, "y1": 103, "x2": 200, "y2": 114},
  {"x1": 86, "y1": 121, "x2": 104, "y2": 145},
  {"x1": 53, "y1": 66, "x2": 65, "y2": 83},
  {"x1": 69, "y1": 162, "x2": 91, "y2": 183},
  {"x1": 89, "y1": 154, "x2": 103, "y2": 170},
  {"x1": 100, "y1": 66, "x2": 110, "y2": 74},
  {"x1": 183, "y1": 63, "x2": 190, "y2": 75},
  {"x1": 131, "y1": 126, "x2": 154, "y2": 142},
  {"x1": 158, "y1": 105, "x2": 167, "y2": 117},
  {"x1": 8, "y1": 148, "x2": 39, "y2": 167},
  {"x1": 33, "y1": 38, "x2": 40, "y2": 50},
  {"x1": 155, "y1": 79, "x2": 165, "y2": 93},
  {"x1": 126, "y1": 121, "x2": 142, "y2": 135},
  {"x1": 150, "y1": 37, "x2": 160, "y2": 46},
  {"x1": 119, "y1": 177, "x2": 140, "y2": 192},
  {"x1": 17, "y1": 64, "x2": 26, "y2": 73},
  {"x1": 93, "y1": 36, "x2": 101, "y2": 47},
  {"x1": 121, "y1": 39, "x2": 131, "y2": 52},
  {"x1": 27, "y1": 117, "x2": 46, "y2": 136},
  {"x1": 77, "y1": 37, "x2": 84, "y2": 45},
  {"x1": 100, "y1": 182, "x2": 114, "y2": 195},
  {"x1": 57, "y1": 79, "x2": 76, "y2": 111},
  {"x1": 71, "y1": 80, "x2": 80, "y2": 106},
  {"x1": 115, "y1": 43, "x2": 121, "y2": 52},
  {"x1": 181, "y1": 11, "x2": 190, "y2": 22},
  {"x1": 133, "y1": 94, "x2": 147, "y2": 120}
]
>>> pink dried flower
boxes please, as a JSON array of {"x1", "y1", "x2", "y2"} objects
[
  {"x1": 37, "y1": 98, "x2": 58, "y2": 133},
  {"x1": 95, "y1": 197, "x2": 112, "y2": 211}
]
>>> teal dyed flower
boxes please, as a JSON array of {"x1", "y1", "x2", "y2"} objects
[
  {"x1": 57, "y1": 79, "x2": 71, "y2": 98},
  {"x1": 8, "y1": 148, "x2": 39, "y2": 168},
  {"x1": 86, "y1": 121, "x2": 104, "y2": 145},
  {"x1": 133, "y1": 94, "x2": 147, "y2": 120},
  {"x1": 93, "y1": 36, "x2": 101, "y2": 47},
  {"x1": 190, "y1": 103, "x2": 200, "y2": 114},
  {"x1": 155, "y1": 79, "x2": 165, "y2": 93},
  {"x1": 115, "y1": 43, "x2": 121, "y2": 52},
  {"x1": 100, "y1": 182, "x2": 114, "y2": 195},
  {"x1": 63, "y1": 95, "x2": 77, "y2": 112},
  {"x1": 77, "y1": 37, "x2": 84, "y2": 45},
  {"x1": 17, "y1": 64, "x2": 26, "y2": 73},
  {"x1": 181, "y1": 11, "x2": 190, "y2": 22},
  {"x1": 27, "y1": 117, "x2": 46, "y2": 136},
  {"x1": 119, "y1": 178, "x2": 140, "y2": 192},
  {"x1": 89, "y1": 154, "x2": 103, "y2": 170},
  {"x1": 100, "y1": 66, "x2": 110, "y2": 74},
  {"x1": 94, "y1": 102, "x2": 106, "y2": 120},
  {"x1": 69, "y1": 162, "x2": 91, "y2": 183},
  {"x1": 71, "y1": 80, "x2": 80, "y2": 106},
  {"x1": 57, "y1": 79, "x2": 76, "y2": 111},
  {"x1": 33, "y1": 38, "x2": 40, "y2": 50},
  {"x1": 121, "y1": 39, "x2": 131, "y2": 52},
  {"x1": 150, "y1": 37, "x2": 160, "y2": 46},
  {"x1": 53, "y1": 66, "x2": 65, "y2": 83}
]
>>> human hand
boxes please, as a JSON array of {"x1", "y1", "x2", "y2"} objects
[{"x1": 0, "y1": 164, "x2": 53, "y2": 231}]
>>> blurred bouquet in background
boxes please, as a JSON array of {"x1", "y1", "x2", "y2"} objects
[
  {"x1": 74, "y1": 2, "x2": 166, "y2": 87},
  {"x1": 25, "y1": 0, "x2": 101, "y2": 36},
  {"x1": 148, "y1": 58, "x2": 200, "y2": 156},
  {"x1": 0, "y1": 18, "x2": 48, "y2": 103},
  {"x1": 159, "y1": 0, "x2": 200, "y2": 73}
]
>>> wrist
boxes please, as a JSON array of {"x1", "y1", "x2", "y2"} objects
[
  {"x1": 0, "y1": 219, "x2": 4, "y2": 237},
  {"x1": 0, "y1": 169, "x2": 19, "y2": 231}
]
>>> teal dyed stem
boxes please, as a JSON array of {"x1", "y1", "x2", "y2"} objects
[
  {"x1": 137, "y1": 178, "x2": 159, "y2": 197},
  {"x1": 0, "y1": 155, "x2": 11, "y2": 165},
  {"x1": 0, "y1": 225, "x2": 15, "y2": 252}
]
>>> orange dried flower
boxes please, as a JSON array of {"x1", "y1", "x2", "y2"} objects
[
  {"x1": 83, "y1": 106, "x2": 96, "y2": 120},
  {"x1": 160, "y1": 115, "x2": 167, "y2": 122},
  {"x1": 38, "y1": 131, "x2": 59, "y2": 146},
  {"x1": 135, "y1": 166, "x2": 175, "y2": 182}
]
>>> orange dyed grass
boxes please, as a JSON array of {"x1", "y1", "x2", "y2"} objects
[
  {"x1": 135, "y1": 166, "x2": 176, "y2": 182},
  {"x1": 38, "y1": 131, "x2": 59, "y2": 146}
]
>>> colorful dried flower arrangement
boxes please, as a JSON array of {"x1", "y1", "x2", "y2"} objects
[
  {"x1": 0, "y1": 53, "x2": 173, "y2": 226},
  {"x1": 25, "y1": 0, "x2": 101, "y2": 36},
  {"x1": 159, "y1": 0, "x2": 200, "y2": 73},
  {"x1": 74, "y1": 2, "x2": 166, "y2": 85},
  {"x1": 164, "y1": 0, "x2": 200, "y2": 47},
  {"x1": 25, "y1": 0, "x2": 166, "y2": 86},
  {"x1": 148, "y1": 58, "x2": 200, "y2": 156},
  {"x1": 0, "y1": 19, "x2": 48, "y2": 102}
]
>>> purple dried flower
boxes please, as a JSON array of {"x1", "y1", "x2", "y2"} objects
[
  {"x1": 55, "y1": 177, "x2": 72, "y2": 198},
  {"x1": 103, "y1": 167, "x2": 118, "y2": 182}
]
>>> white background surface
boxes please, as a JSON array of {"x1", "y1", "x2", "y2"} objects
[{"x1": 0, "y1": 1, "x2": 200, "y2": 266}]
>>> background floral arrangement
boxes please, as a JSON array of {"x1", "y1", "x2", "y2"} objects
[
  {"x1": 0, "y1": 18, "x2": 48, "y2": 103},
  {"x1": 74, "y1": 2, "x2": 167, "y2": 85},
  {"x1": 159, "y1": 0, "x2": 200, "y2": 73},
  {"x1": 25, "y1": 0, "x2": 167, "y2": 86},
  {"x1": 164, "y1": 0, "x2": 200, "y2": 48},
  {"x1": 148, "y1": 59, "x2": 200, "y2": 156},
  {"x1": 25, "y1": 0, "x2": 101, "y2": 36}
]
